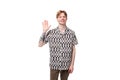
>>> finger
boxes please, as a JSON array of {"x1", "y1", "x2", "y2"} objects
[
  {"x1": 68, "y1": 68, "x2": 71, "y2": 73},
  {"x1": 42, "y1": 22, "x2": 44, "y2": 26},
  {"x1": 48, "y1": 25, "x2": 51, "y2": 28},
  {"x1": 44, "y1": 20, "x2": 48, "y2": 26}
]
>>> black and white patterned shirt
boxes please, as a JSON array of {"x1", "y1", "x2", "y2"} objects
[{"x1": 43, "y1": 27, "x2": 78, "y2": 70}]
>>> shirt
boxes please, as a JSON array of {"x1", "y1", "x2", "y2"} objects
[{"x1": 44, "y1": 27, "x2": 78, "y2": 70}]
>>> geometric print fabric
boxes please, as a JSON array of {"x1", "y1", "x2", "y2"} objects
[{"x1": 44, "y1": 27, "x2": 78, "y2": 70}]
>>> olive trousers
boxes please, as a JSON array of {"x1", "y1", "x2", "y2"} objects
[{"x1": 50, "y1": 69, "x2": 69, "y2": 80}]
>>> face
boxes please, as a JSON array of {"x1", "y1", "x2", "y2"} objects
[{"x1": 57, "y1": 13, "x2": 67, "y2": 25}]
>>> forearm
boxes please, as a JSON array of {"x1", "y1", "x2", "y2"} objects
[
  {"x1": 38, "y1": 32, "x2": 46, "y2": 47},
  {"x1": 70, "y1": 46, "x2": 76, "y2": 66}
]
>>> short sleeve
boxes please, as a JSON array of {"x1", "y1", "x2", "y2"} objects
[{"x1": 72, "y1": 32, "x2": 78, "y2": 46}]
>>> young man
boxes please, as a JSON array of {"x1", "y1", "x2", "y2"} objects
[{"x1": 38, "y1": 10, "x2": 78, "y2": 80}]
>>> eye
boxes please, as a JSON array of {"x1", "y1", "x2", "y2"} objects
[{"x1": 62, "y1": 16, "x2": 65, "y2": 18}]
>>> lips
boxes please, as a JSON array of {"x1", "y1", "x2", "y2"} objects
[{"x1": 60, "y1": 20, "x2": 65, "y2": 22}]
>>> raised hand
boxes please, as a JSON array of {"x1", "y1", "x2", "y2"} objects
[{"x1": 42, "y1": 20, "x2": 51, "y2": 33}]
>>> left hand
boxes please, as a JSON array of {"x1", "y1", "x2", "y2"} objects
[{"x1": 68, "y1": 65, "x2": 74, "y2": 73}]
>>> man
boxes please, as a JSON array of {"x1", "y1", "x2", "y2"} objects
[{"x1": 38, "y1": 10, "x2": 78, "y2": 80}]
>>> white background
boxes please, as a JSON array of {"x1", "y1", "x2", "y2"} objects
[{"x1": 0, "y1": 0, "x2": 120, "y2": 80}]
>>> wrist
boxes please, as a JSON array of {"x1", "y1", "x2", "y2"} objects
[
  {"x1": 43, "y1": 31, "x2": 46, "y2": 33},
  {"x1": 70, "y1": 63, "x2": 74, "y2": 66},
  {"x1": 40, "y1": 32, "x2": 46, "y2": 41},
  {"x1": 42, "y1": 32, "x2": 46, "y2": 35}
]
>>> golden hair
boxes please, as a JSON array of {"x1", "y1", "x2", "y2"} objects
[{"x1": 56, "y1": 10, "x2": 67, "y2": 18}]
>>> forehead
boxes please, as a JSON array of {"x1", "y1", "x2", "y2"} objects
[{"x1": 58, "y1": 13, "x2": 66, "y2": 17}]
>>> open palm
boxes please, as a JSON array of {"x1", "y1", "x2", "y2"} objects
[{"x1": 42, "y1": 20, "x2": 51, "y2": 33}]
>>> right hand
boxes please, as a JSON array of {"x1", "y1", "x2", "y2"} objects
[{"x1": 42, "y1": 20, "x2": 51, "y2": 33}]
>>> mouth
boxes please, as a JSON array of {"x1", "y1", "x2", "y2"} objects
[{"x1": 60, "y1": 20, "x2": 65, "y2": 22}]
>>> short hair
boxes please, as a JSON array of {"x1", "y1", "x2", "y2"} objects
[{"x1": 56, "y1": 10, "x2": 67, "y2": 18}]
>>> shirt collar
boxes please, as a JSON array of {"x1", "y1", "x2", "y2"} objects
[{"x1": 56, "y1": 26, "x2": 69, "y2": 34}]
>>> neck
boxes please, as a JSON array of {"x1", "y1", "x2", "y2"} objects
[
  {"x1": 58, "y1": 24, "x2": 66, "y2": 33},
  {"x1": 58, "y1": 24, "x2": 66, "y2": 30}
]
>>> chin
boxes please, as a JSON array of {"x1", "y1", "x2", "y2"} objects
[
  {"x1": 59, "y1": 23, "x2": 66, "y2": 25},
  {"x1": 60, "y1": 24, "x2": 65, "y2": 25}
]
